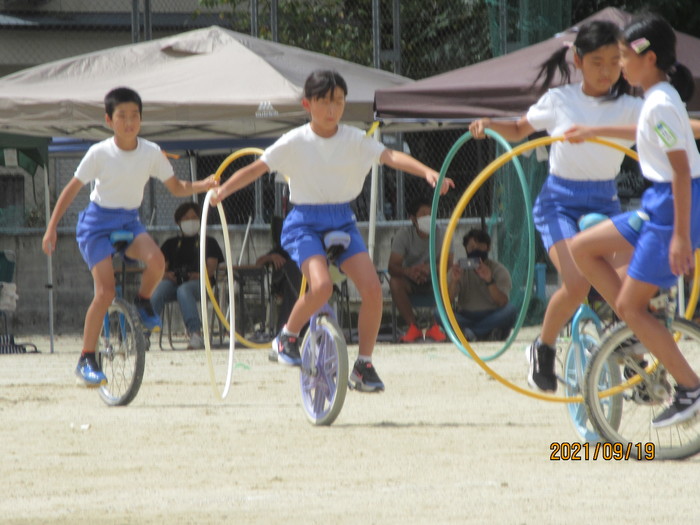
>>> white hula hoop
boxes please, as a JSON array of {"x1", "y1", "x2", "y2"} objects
[{"x1": 200, "y1": 189, "x2": 236, "y2": 399}]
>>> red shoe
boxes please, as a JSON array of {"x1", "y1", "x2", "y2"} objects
[
  {"x1": 399, "y1": 323, "x2": 423, "y2": 343},
  {"x1": 425, "y1": 323, "x2": 447, "y2": 342}
]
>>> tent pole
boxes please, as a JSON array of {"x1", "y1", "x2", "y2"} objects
[
  {"x1": 44, "y1": 162, "x2": 54, "y2": 353},
  {"x1": 368, "y1": 127, "x2": 381, "y2": 263}
]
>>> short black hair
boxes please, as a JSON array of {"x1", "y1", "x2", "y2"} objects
[
  {"x1": 104, "y1": 87, "x2": 142, "y2": 118},
  {"x1": 303, "y1": 70, "x2": 348, "y2": 100},
  {"x1": 463, "y1": 228, "x2": 491, "y2": 249},
  {"x1": 174, "y1": 201, "x2": 200, "y2": 224},
  {"x1": 406, "y1": 195, "x2": 432, "y2": 218}
]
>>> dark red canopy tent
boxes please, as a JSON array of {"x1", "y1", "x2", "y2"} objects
[{"x1": 374, "y1": 8, "x2": 700, "y2": 123}]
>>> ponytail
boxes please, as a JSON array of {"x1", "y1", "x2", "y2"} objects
[
  {"x1": 668, "y1": 62, "x2": 695, "y2": 103},
  {"x1": 531, "y1": 46, "x2": 571, "y2": 94}
]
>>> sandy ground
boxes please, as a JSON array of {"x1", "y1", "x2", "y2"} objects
[{"x1": 1, "y1": 326, "x2": 699, "y2": 524}]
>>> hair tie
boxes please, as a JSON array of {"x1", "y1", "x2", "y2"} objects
[
  {"x1": 630, "y1": 37, "x2": 651, "y2": 54},
  {"x1": 668, "y1": 61, "x2": 680, "y2": 75}
]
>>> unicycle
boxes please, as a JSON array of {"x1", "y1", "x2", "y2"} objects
[
  {"x1": 97, "y1": 230, "x2": 147, "y2": 406},
  {"x1": 298, "y1": 231, "x2": 350, "y2": 426},
  {"x1": 561, "y1": 303, "x2": 620, "y2": 441},
  {"x1": 584, "y1": 289, "x2": 700, "y2": 460}
]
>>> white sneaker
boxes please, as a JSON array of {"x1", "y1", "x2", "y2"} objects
[{"x1": 188, "y1": 332, "x2": 205, "y2": 350}]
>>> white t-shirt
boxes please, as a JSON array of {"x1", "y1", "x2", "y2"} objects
[
  {"x1": 636, "y1": 82, "x2": 700, "y2": 183},
  {"x1": 74, "y1": 137, "x2": 174, "y2": 209},
  {"x1": 261, "y1": 123, "x2": 386, "y2": 204},
  {"x1": 526, "y1": 83, "x2": 643, "y2": 181}
]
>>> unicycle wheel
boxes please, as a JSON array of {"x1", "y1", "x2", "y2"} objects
[
  {"x1": 97, "y1": 298, "x2": 146, "y2": 406},
  {"x1": 299, "y1": 315, "x2": 348, "y2": 426}
]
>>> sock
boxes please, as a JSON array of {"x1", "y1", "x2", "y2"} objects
[
  {"x1": 81, "y1": 350, "x2": 95, "y2": 357},
  {"x1": 357, "y1": 355, "x2": 372, "y2": 363},
  {"x1": 282, "y1": 325, "x2": 299, "y2": 338}
]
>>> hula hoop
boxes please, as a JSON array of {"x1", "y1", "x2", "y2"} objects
[
  {"x1": 438, "y1": 135, "x2": 648, "y2": 403},
  {"x1": 201, "y1": 148, "x2": 273, "y2": 350},
  {"x1": 200, "y1": 189, "x2": 236, "y2": 399},
  {"x1": 429, "y1": 129, "x2": 533, "y2": 361}
]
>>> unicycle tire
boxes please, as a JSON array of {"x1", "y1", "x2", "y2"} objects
[
  {"x1": 299, "y1": 315, "x2": 348, "y2": 426},
  {"x1": 584, "y1": 318, "x2": 700, "y2": 460},
  {"x1": 563, "y1": 326, "x2": 605, "y2": 442},
  {"x1": 97, "y1": 297, "x2": 147, "y2": 406}
]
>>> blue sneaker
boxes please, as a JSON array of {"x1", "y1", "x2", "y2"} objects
[
  {"x1": 134, "y1": 296, "x2": 162, "y2": 332},
  {"x1": 75, "y1": 353, "x2": 107, "y2": 387}
]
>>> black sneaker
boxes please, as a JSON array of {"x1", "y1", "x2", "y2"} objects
[
  {"x1": 349, "y1": 359, "x2": 385, "y2": 393},
  {"x1": 652, "y1": 384, "x2": 700, "y2": 428},
  {"x1": 623, "y1": 360, "x2": 652, "y2": 404},
  {"x1": 272, "y1": 332, "x2": 301, "y2": 366},
  {"x1": 527, "y1": 338, "x2": 557, "y2": 393}
]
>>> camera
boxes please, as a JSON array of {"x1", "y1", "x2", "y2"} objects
[{"x1": 458, "y1": 257, "x2": 481, "y2": 270}]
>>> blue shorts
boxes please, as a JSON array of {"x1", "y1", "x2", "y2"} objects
[
  {"x1": 612, "y1": 179, "x2": 700, "y2": 288},
  {"x1": 281, "y1": 203, "x2": 366, "y2": 268},
  {"x1": 533, "y1": 175, "x2": 621, "y2": 252},
  {"x1": 76, "y1": 202, "x2": 146, "y2": 270}
]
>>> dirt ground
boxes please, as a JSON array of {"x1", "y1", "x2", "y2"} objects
[{"x1": 1, "y1": 326, "x2": 699, "y2": 524}]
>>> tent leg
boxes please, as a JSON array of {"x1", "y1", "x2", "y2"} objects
[{"x1": 44, "y1": 163, "x2": 54, "y2": 353}]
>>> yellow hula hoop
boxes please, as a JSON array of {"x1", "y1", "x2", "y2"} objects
[
  {"x1": 439, "y1": 135, "x2": 700, "y2": 403},
  {"x1": 201, "y1": 147, "x2": 271, "y2": 350}
]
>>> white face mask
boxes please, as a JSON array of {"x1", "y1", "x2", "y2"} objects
[
  {"x1": 416, "y1": 215, "x2": 432, "y2": 234},
  {"x1": 180, "y1": 219, "x2": 200, "y2": 237}
]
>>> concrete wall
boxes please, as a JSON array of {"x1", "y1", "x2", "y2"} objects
[{"x1": 0, "y1": 221, "x2": 473, "y2": 337}]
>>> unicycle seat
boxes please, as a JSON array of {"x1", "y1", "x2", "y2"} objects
[
  {"x1": 110, "y1": 230, "x2": 135, "y2": 253},
  {"x1": 323, "y1": 231, "x2": 351, "y2": 264}
]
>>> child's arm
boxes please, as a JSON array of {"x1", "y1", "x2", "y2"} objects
[
  {"x1": 211, "y1": 159, "x2": 270, "y2": 206},
  {"x1": 469, "y1": 116, "x2": 535, "y2": 143},
  {"x1": 42, "y1": 178, "x2": 84, "y2": 255},
  {"x1": 564, "y1": 125, "x2": 637, "y2": 143},
  {"x1": 380, "y1": 149, "x2": 454, "y2": 195},
  {"x1": 163, "y1": 174, "x2": 218, "y2": 198},
  {"x1": 668, "y1": 149, "x2": 694, "y2": 277}
]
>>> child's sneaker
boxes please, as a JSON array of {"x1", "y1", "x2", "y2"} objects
[
  {"x1": 349, "y1": 359, "x2": 385, "y2": 392},
  {"x1": 399, "y1": 323, "x2": 423, "y2": 343},
  {"x1": 134, "y1": 296, "x2": 162, "y2": 332},
  {"x1": 425, "y1": 323, "x2": 447, "y2": 342},
  {"x1": 527, "y1": 338, "x2": 557, "y2": 393},
  {"x1": 652, "y1": 384, "x2": 700, "y2": 428},
  {"x1": 272, "y1": 332, "x2": 301, "y2": 366},
  {"x1": 75, "y1": 353, "x2": 107, "y2": 387}
]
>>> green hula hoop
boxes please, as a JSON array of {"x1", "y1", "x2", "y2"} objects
[{"x1": 430, "y1": 129, "x2": 533, "y2": 361}]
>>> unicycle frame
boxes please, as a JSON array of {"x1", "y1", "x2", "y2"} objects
[{"x1": 97, "y1": 231, "x2": 147, "y2": 406}]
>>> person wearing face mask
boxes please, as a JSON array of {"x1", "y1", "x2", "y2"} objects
[
  {"x1": 151, "y1": 202, "x2": 224, "y2": 349},
  {"x1": 388, "y1": 195, "x2": 452, "y2": 343},
  {"x1": 447, "y1": 229, "x2": 516, "y2": 342}
]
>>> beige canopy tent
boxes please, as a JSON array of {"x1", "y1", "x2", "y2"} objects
[{"x1": 0, "y1": 25, "x2": 410, "y2": 141}]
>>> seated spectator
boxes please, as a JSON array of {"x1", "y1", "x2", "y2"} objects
[
  {"x1": 388, "y1": 195, "x2": 451, "y2": 343},
  {"x1": 255, "y1": 216, "x2": 303, "y2": 334},
  {"x1": 447, "y1": 229, "x2": 516, "y2": 341},
  {"x1": 151, "y1": 202, "x2": 224, "y2": 349}
]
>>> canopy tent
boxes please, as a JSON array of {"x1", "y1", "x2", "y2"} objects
[
  {"x1": 0, "y1": 25, "x2": 410, "y2": 141},
  {"x1": 374, "y1": 7, "x2": 700, "y2": 124}
]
